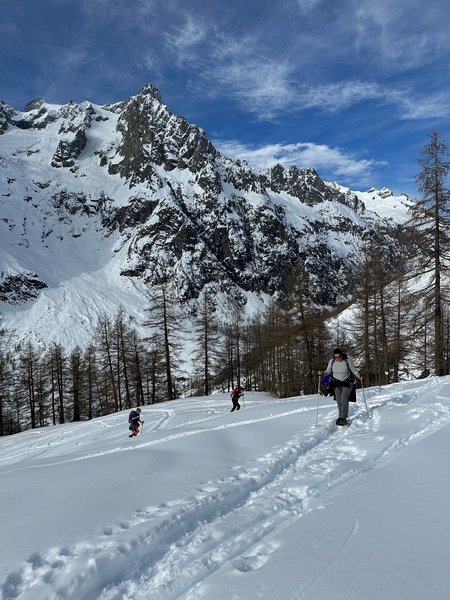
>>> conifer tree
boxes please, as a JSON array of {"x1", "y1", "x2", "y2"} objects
[
  {"x1": 144, "y1": 280, "x2": 185, "y2": 401},
  {"x1": 193, "y1": 288, "x2": 220, "y2": 396},
  {"x1": 20, "y1": 341, "x2": 39, "y2": 429},
  {"x1": 70, "y1": 347, "x2": 82, "y2": 421},
  {"x1": 283, "y1": 262, "x2": 327, "y2": 394},
  {"x1": 51, "y1": 343, "x2": 67, "y2": 424},
  {"x1": 0, "y1": 327, "x2": 14, "y2": 435},
  {"x1": 114, "y1": 309, "x2": 135, "y2": 410},
  {"x1": 411, "y1": 131, "x2": 450, "y2": 375},
  {"x1": 96, "y1": 314, "x2": 119, "y2": 411},
  {"x1": 82, "y1": 343, "x2": 97, "y2": 419}
]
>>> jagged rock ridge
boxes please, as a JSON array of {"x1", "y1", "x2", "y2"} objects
[{"x1": 0, "y1": 84, "x2": 413, "y2": 348}]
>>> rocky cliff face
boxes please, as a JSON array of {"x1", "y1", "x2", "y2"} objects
[{"x1": 0, "y1": 84, "x2": 412, "y2": 347}]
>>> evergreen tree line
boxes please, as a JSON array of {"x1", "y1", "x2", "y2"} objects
[{"x1": 0, "y1": 131, "x2": 449, "y2": 436}]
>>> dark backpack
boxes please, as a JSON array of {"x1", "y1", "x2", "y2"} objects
[{"x1": 128, "y1": 410, "x2": 139, "y2": 423}]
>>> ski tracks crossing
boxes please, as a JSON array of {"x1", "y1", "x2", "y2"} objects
[{"x1": 2, "y1": 382, "x2": 450, "y2": 599}]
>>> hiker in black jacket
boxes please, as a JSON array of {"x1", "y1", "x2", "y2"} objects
[{"x1": 128, "y1": 407, "x2": 143, "y2": 437}]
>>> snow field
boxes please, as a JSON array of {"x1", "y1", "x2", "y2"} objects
[{"x1": 1, "y1": 377, "x2": 450, "y2": 599}]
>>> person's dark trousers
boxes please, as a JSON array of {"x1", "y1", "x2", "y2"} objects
[
  {"x1": 231, "y1": 397, "x2": 241, "y2": 411},
  {"x1": 334, "y1": 384, "x2": 352, "y2": 419}
]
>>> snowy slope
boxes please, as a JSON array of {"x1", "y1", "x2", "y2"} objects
[
  {"x1": 1, "y1": 376, "x2": 449, "y2": 599},
  {"x1": 0, "y1": 100, "x2": 149, "y2": 348},
  {"x1": 330, "y1": 183, "x2": 412, "y2": 224}
]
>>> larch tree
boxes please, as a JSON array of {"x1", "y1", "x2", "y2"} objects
[
  {"x1": 144, "y1": 280, "x2": 185, "y2": 402},
  {"x1": 411, "y1": 131, "x2": 450, "y2": 376},
  {"x1": 193, "y1": 288, "x2": 220, "y2": 396}
]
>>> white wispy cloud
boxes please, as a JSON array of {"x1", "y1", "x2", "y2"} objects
[
  {"x1": 212, "y1": 57, "x2": 297, "y2": 119},
  {"x1": 79, "y1": 0, "x2": 450, "y2": 125},
  {"x1": 164, "y1": 14, "x2": 208, "y2": 65},
  {"x1": 160, "y1": 10, "x2": 449, "y2": 123},
  {"x1": 396, "y1": 92, "x2": 450, "y2": 120},
  {"x1": 354, "y1": 0, "x2": 450, "y2": 70},
  {"x1": 295, "y1": 0, "x2": 322, "y2": 14},
  {"x1": 300, "y1": 81, "x2": 385, "y2": 113},
  {"x1": 298, "y1": 81, "x2": 450, "y2": 121},
  {"x1": 215, "y1": 139, "x2": 384, "y2": 186},
  {"x1": 161, "y1": 24, "x2": 298, "y2": 119}
]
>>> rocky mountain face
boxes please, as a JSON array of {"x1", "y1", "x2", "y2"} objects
[{"x1": 0, "y1": 84, "x2": 412, "y2": 347}]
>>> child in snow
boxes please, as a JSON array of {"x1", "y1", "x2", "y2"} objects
[{"x1": 128, "y1": 407, "x2": 143, "y2": 436}]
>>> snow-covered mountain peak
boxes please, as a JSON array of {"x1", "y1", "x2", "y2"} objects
[
  {"x1": 328, "y1": 181, "x2": 414, "y2": 225},
  {"x1": 0, "y1": 83, "x2": 414, "y2": 350},
  {"x1": 368, "y1": 185, "x2": 393, "y2": 198},
  {"x1": 23, "y1": 96, "x2": 46, "y2": 112}
]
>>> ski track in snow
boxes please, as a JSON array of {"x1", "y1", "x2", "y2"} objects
[
  {"x1": 295, "y1": 518, "x2": 360, "y2": 600},
  {"x1": 1, "y1": 382, "x2": 450, "y2": 600},
  {"x1": 0, "y1": 404, "x2": 326, "y2": 474}
]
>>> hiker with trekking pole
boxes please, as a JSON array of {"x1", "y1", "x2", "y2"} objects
[
  {"x1": 128, "y1": 407, "x2": 144, "y2": 437},
  {"x1": 318, "y1": 348, "x2": 363, "y2": 426}
]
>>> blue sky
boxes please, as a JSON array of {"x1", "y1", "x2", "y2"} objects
[{"x1": 2, "y1": 0, "x2": 450, "y2": 196}]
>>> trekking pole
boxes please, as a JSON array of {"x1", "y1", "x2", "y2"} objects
[
  {"x1": 315, "y1": 374, "x2": 321, "y2": 426},
  {"x1": 360, "y1": 380, "x2": 369, "y2": 418},
  {"x1": 140, "y1": 421, "x2": 144, "y2": 435}
]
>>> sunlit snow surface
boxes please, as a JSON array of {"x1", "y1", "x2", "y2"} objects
[{"x1": 1, "y1": 377, "x2": 449, "y2": 599}]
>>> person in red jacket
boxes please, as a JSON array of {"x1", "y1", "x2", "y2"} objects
[{"x1": 230, "y1": 386, "x2": 243, "y2": 412}]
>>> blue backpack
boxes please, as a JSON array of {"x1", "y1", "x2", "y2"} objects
[{"x1": 322, "y1": 373, "x2": 332, "y2": 386}]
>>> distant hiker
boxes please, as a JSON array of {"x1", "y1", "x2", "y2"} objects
[
  {"x1": 319, "y1": 348, "x2": 361, "y2": 426},
  {"x1": 128, "y1": 407, "x2": 143, "y2": 437},
  {"x1": 230, "y1": 386, "x2": 243, "y2": 412}
]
